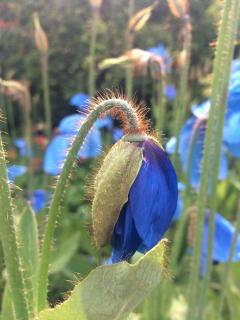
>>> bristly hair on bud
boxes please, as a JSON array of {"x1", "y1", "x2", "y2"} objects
[
  {"x1": 87, "y1": 90, "x2": 150, "y2": 135},
  {"x1": 167, "y1": 0, "x2": 189, "y2": 18},
  {"x1": 33, "y1": 12, "x2": 48, "y2": 55}
]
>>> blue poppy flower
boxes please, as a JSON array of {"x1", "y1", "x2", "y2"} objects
[
  {"x1": 69, "y1": 92, "x2": 90, "y2": 112},
  {"x1": 7, "y1": 165, "x2": 27, "y2": 183},
  {"x1": 44, "y1": 115, "x2": 102, "y2": 175},
  {"x1": 110, "y1": 138, "x2": 178, "y2": 263},
  {"x1": 201, "y1": 212, "x2": 240, "y2": 274},
  {"x1": 14, "y1": 138, "x2": 30, "y2": 157},
  {"x1": 29, "y1": 189, "x2": 51, "y2": 213},
  {"x1": 167, "y1": 116, "x2": 228, "y2": 189},
  {"x1": 164, "y1": 84, "x2": 177, "y2": 101}
]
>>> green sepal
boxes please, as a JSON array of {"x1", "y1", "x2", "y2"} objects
[{"x1": 92, "y1": 139, "x2": 142, "y2": 247}]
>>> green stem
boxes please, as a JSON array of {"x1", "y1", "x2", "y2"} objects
[
  {"x1": 0, "y1": 134, "x2": 29, "y2": 320},
  {"x1": 37, "y1": 98, "x2": 140, "y2": 311},
  {"x1": 172, "y1": 16, "x2": 192, "y2": 168},
  {"x1": 218, "y1": 200, "x2": 240, "y2": 318},
  {"x1": 187, "y1": 1, "x2": 240, "y2": 319},
  {"x1": 125, "y1": 0, "x2": 135, "y2": 97},
  {"x1": 88, "y1": 8, "x2": 99, "y2": 97},
  {"x1": 153, "y1": 75, "x2": 167, "y2": 132},
  {"x1": 41, "y1": 54, "x2": 52, "y2": 139}
]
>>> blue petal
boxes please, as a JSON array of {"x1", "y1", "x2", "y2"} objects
[
  {"x1": 111, "y1": 203, "x2": 142, "y2": 263},
  {"x1": 201, "y1": 213, "x2": 240, "y2": 275},
  {"x1": 30, "y1": 189, "x2": 51, "y2": 213},
  {"x1": 95, "y1": 116, "x2": 113, "y2": 130},
  {"x1": 58, "y1": 114, "x2": 84, "y2": 135},
  {"x1": 164, "y1": 84, "x2": 177, "y2": 101},
  {"x1": 126, "y1": 139, "x2": 178, "y2": 250},
  {"x1": 191, "y1": 100, "x2": 210, "y2": 118},
  {"x1": 224, "y1": 141, "x2": 240, "y2": 158},
  {"x1": 69, "y1": 92, "x2": 89, "y2": 112},
  {"x1": 113, "y1": 128, "x2": 124, "y2": 142},
  {"x1": 7, "y1": 165, "x2": 27, "y2": 183},
  {"x1": 223, "y1": 112, "x2": 240, "y2": 144},
  {"x1": 14, "y1": 138, "x2": 30, "y2": 157},
  {"x1": 165, "y1": 136, "x2": 177, "y2": 155}
]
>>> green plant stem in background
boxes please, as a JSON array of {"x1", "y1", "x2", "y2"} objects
[
  {"x1": 88, "y1": 7, "x2": 99, "y2": 97},
  {"x1": 6, "y1": 98, "x2": 16, "y2": 142},
  {"x1": 187, "y1": 1, "x2": 240, "y2": 319},
  {"x1": 172, "y1": 16, "x2": 192, "y2": 167},
  {"x1": 218, "y1": 200, "x2": 240, "y2": 318},
  {"x1": 37, "y1": 98, "x2": 140, "y2": 311},
  {"x1": 41, "y1": 54, "x2": 52, "y2": 139},
  {"x1": 0, "y1": 134, "x2": 30, "y2": 320},
  {"x1": 125, "y1": 0, "x2": 135, "y2": 97},
  {"x1": 153, "y1": 75, "x2": 166, "y2": 132}
]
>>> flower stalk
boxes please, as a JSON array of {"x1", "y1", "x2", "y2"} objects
[
  {"x1": 187, "y1": 0, "x2": 240, "y2": 319},
  {"x1": 0, "y1": 133, "x2": 30, "y2": 320},
  {"x1": 37, "y1": 97, "x2": 141, "y2": 311}
]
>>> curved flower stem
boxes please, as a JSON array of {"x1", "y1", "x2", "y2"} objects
[
  {"x1": 41, "y1": 54, "x2": 52, "y2": 139},
  {"x1": 37, "y1": 98, "x2": 140, "y2": 311},
  {"x1": 0, "y1": 134, "x2": 30, "y2": 320},
  {"x1": 187, "y1": 1, "x2": 240, "y2": 319}
]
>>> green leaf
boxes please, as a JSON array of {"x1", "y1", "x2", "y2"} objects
[
  {"x1": 17, "y1": 205, "x2": 39, "y2": 318},
  {"x1": 49, "y1": 233, "x2": 80, "y2": 274},
  {"x1": 39, "y1": 240, "x2": 167, "y2": 320}
]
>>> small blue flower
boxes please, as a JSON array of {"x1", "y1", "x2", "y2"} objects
[
  {"x1": 201, "y1": 212, "x2": 240, "y2": 274},
  {"x1": 7, "y1": 165, "x2": 27, "y2": 183},
  {"x1": 29, "y1": 189, "x2": 51, "y2": 213},
  {"x1": 110, "y1": 138, "x2": 178, "y2": 263},
  {"x1": 14, "y1": 138, "x2": 30, "y2": 157},
  {"x1": 164, "y1": 84, "x2": 177, "y2": 101},
  {"x1": 69, "y1": 92, "x2": 90, "y2": 112},
  {"x1": 44, "y1": 115, "x2": 102, "y2": 175}
]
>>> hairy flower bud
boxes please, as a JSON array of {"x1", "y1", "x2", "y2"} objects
[
  {"x1": 33, "y1": 12, "x2": 48, "y2": 55},
  {"x1": 91, "y1": 134, "x2": 178, "y2": 262}
]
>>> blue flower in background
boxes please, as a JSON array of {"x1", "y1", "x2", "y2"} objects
[
  {"x1": 164, "y1": 84, "x2": 177, "y2": 101},
  {"x1": 147, "y1": 43, "x2": 172, "y2": 72},
  {"x1": 44, "y1": 114, "x2": 102, "y2": 175},
  {"x1": 166, "y1": 116, "x2": 228, "y2": 189},
  {"x1": 95, "y1": 116, "x2": 114, "y2": 130},
  {"x1": 7, "y1": 165, "x2": 27, "y2": 183},
  {"x1": 201, "y1": 212, "x2": 240, "y2": 274},
  {"x1": 30, "y1": 189, "x2": 51, "y2": 213},
  {"x1": 69, "y1": 92, "x2": 90, "y2": 112},
  {"x1": 14, "y1": 138, "x2": 30, "y2": 157},
  {"x1": 111, "y1": 139, "x2": 178, "y2": 263},
  {"x1": 173, "y1": 182, "x2": 185, "y2": 221},
  {"x1": 113, "y1": 128, "x2": 124, "y2": 142}
]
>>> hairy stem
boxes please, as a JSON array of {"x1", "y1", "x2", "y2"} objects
[
  {"x1": 41, "y1": 54, "x2": 52, "y2": 139},
  {"x1": 0, "y1": 134, "x2": 29, "y2": 320},
  {"x1": 37, "y1": 98, "x2": 141, "y2": 311},
  {"x1": 187, "y1": 1, "x2": 240, "y2": 319}
]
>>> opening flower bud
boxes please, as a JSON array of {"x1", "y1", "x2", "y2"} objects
[{"x1": 91, "y1": 135, "x2": 178, "y2": 263}]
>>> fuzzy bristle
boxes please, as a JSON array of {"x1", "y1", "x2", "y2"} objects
[{"x1": 87, "y1": 90, "x2": 150, "y2": 135}]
